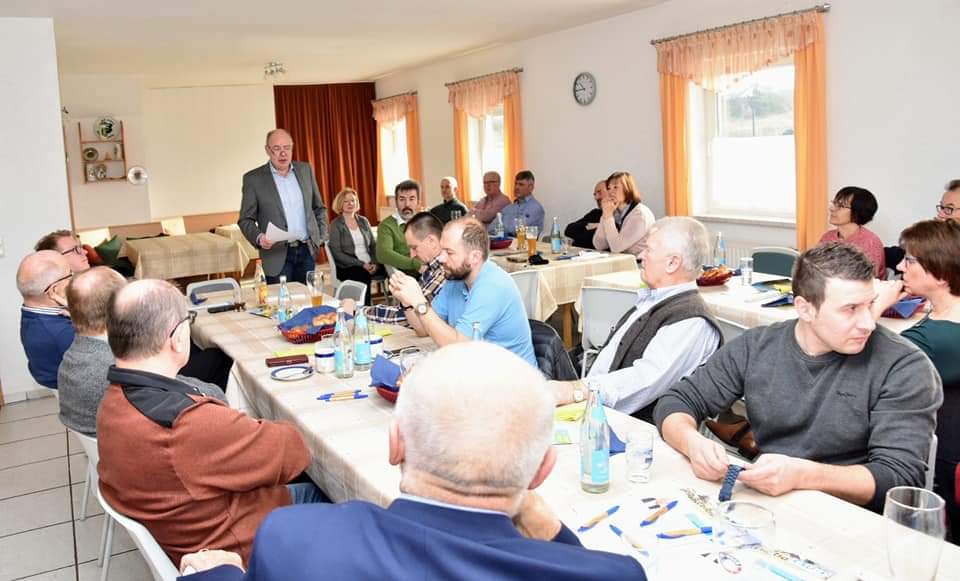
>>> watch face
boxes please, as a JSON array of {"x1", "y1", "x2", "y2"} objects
[
  {"x1": 573, "y1": 72, "x2": 596, "y2": 106},
  {"x1": 416, "y1": 303, "x2": 428, "y2": 315}
]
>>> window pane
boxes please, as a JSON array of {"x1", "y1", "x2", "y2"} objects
[
  {"x1": 466, "y1": 105, "x2": 505, "y2": 202},
  {"x1": 380, "y1": 119, "x2": 409, "y2": 196},
  {"x1": 717, "y1": 65, "x2": 794, "y2": 138}
]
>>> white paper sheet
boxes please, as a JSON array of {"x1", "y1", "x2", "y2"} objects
[{"x1": 265, "y1": 222, "x2": 297, "y2": 243}]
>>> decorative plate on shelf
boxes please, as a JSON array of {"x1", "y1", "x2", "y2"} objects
[
  {"x1": 127, "y1": 166, "x2": 148, "y2": 185},
  {"x1": 93, "y1": 164, "x2": 108, "y2": 180},
  {"x1": 82, "y1": 147, "x2": 99, "y2": 161},
  {"x1": 94, "y1": 117, "x2": 120, "y2": 140}
]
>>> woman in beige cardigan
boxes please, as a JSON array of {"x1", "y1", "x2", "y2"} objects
[{"x1": 592, "y1": 171, "x2": 655, "y2": 258}]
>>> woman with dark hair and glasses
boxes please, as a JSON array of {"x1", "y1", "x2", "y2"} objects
[
  {"x1": 877, "y1": 219, "x2": 960, "y2": 541},
  {"x1": 819, "y1": 186, "x2": 885, "y2": 278}
]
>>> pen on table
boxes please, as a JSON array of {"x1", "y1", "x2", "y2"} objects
[
  {"x1": 608, "y1": 524, "x2": 644, "y2": 551},
  {"x1": 320, "y1": 393, "x2": 369, "y2": 402},
  {"x1": 640, "y1": 499, "x2": 678, "y2": 527},
  {"x1": 577, "y1": 505, "x2": 620, "y2": 532},
  {"x1": 656, "y1": 526, "x2": 712, "y2": 539},
  {"x1": 755, "y1": 559, "x2": 804, "y2": 581},
  {"x1": 317, "y1": 389, "x2": 361, "y2": 400}
]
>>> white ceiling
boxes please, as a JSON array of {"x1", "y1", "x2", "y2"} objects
[{"x1": 4, "y1": 0, "x2": 666, "y2": 87}]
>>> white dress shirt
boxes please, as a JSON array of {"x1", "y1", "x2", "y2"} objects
[{"x1": 587, "y1": 281, "x2": 720, "y2": 415}]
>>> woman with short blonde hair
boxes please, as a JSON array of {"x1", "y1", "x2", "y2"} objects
[
  {"x1": 592, "y1": 171, "x2": 655, "y2": 258},
  {"x1": 327, "y1": 188, "x2": 380, "y2": 304}
]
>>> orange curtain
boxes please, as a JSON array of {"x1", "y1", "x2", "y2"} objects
[
  {"x1": 502, "y1": 90, "x2": 524, "y2": 200},
  {"x1": 375, "y1": 127, "x2": 387, "y2": 213},
  {"x1": 659, "y1": 73, "x2": 690, "y2": 216},
  {"x1": 274, "y1": 83, "x2": 378, "y2": 225},
  {"x1": 405, "y1": 104, "x2": 423, "y2": 186},
  {"x1": 452, "y1": 108, "x2": 472, "y2": 203},
  {"x1": 794, "y1": 13, "x2": 827, "y2": 251}
]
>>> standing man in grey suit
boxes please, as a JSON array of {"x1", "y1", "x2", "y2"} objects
[{"x1": 239, "y1": 129, "x2": 328, "y2": 284}]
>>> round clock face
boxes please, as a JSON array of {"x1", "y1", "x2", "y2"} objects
[{"x1": 573, "y1": 72, "x2": 596, "y2": 106}]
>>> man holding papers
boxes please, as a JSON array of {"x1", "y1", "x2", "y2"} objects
[{"x1": 239, "y1": 128, "x2": 328, "y2": 283}]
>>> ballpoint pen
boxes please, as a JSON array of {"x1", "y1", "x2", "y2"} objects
[
  {"x1": 656, "y1": 526, "x2": 712, "y2": 539},
  {"x1": 640, "y1": 499, "x2": 678, "y2": 527},
  {"x1": 318, "y1": 389, "x2": 361, "y2": 400},
  {"x1": 608, "y1": 524, "x2": 645, "y2": 552},
  {"x1": 322, "y1": 393, "x2": 369, "y2": 402},
  {"x1": 577, "y1": 505, "x2": 620, "y2": 532}
]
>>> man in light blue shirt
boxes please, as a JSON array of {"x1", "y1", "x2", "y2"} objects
[
  {"x1": 496, "y1": 170, "x2": 545, "y2": 237},
  {"x1": 390, "y1": 218, "x2": 537, "y2": 368}
]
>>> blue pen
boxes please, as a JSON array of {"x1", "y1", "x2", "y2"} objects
[
  {"x1": 317, "y1": 389, "x2": 361, "y2": 400},
  {"x1": 608, "y1": 524, "x2": 644, "y2": 551},
  {"x1": 640, "y1": 499, "x2": 678, "y2": 527},
  {"x1": 577, "y1": 505, "x2": 620, "y2": 532},
  {"x1": 656, "y1": 526, "x2": 712, "y2": 539},
  {"x1": 755, "y1": 559, "x2": 804, "y2": 581}
]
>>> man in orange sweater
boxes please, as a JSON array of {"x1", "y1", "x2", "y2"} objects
[{"x1": 96, "y1": 279, "x2": 320, "y2": 566}]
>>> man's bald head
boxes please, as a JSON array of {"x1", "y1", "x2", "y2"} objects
[
  {"x1": 265, "y1": 128, "x2": 293, "y2": 145},
  {"x1": 16, "y1": 251, "x2": 70, "y2": 299},
  {"x1": 394, "y1": 342, "x2": 554, "y2": 496},
  {"x1": 67, "y1": 267, "x2": 126, "y2": 335},
  {"x1": 107, "y1": 279, "x2": 186, "y2": 360}
]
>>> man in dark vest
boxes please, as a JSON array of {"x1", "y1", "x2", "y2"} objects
[{"x1": 550, "y1": 217, "x2": 721, "y2": 422}]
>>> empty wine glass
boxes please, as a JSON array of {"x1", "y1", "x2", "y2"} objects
[
  {"x1": 713, "y1": 501, "x2": 776, "y2": 562},
  {"x1": 884, "y1": 486, "x2": 946, "y2": 580}
]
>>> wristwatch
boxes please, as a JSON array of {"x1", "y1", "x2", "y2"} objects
[
  {"x1": 415, "y1": 303, "x2": 429, "y2": 316},
  {"x1": 572, "y1": 388, "x2": 585, "y2": 403}
]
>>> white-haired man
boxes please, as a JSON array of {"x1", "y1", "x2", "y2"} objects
[
  {"x1": 430, "y1": 176, "x2": 468, "y2": 224},
  {"x1": 179, "y1": 343, "x2": 646, "y2": 580},
  {"x1": 17, "y1": 250, "x2": 74, "y2": 389},
  {"x1": 551, "y1": 217, "x2": 722, "y2": 422}
]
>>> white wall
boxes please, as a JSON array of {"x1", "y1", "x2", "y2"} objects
[
  {"x1": 144, "y1": 85, "x2": 276, "y2": 219},
  {"x1": 377, "y1": 0, "x2": 960, "y2": 247},
  {"x1": 60, "y1": 74, "x2": 152, "y2": 228},
  {"x1": 0, "y1": 18, "x2": 72, "y2": 402}
]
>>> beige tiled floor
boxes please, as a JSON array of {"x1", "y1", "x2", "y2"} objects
[{"x1": 0, "y1": 396, "x2": 150, "y2": 581}]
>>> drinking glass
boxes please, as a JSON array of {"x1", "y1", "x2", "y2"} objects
[
  {"x1": 739, "y1": 257, "x2": 754, "y2": 286},
  {"x1": 625, "y1": 431, "x2": 654, "y2": 483},
  {"x1": 713, "y1": 501, "x2": 776, "y2": 559},
  {"x1": 884, "y1": 486, "x2": 946, "y2": 580},
  {"x1": 399, "y1": 347, "x2": 424, "y2": 376},
  {"x1": 526, "y1": 226, "x2": 539, "y2": 257},
  {"x1": 306, "y1": 271, "x2": 324, "y2": 307},
  {"x1": 561, "y1": 236, "x2": 573, "y2": 255},
  {"x1": 450, "y1": 210, "x2": 463, "y2": 220},
  {"x1": 514, "y1": 217, "x2": 527, "y2": 249}
]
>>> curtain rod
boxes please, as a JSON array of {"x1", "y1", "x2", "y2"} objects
[
  {"x1": 372, "y1": 90, "x2": 417, "y2": 103},
  {"x1": 650, "y1": 3, "x2": 830, "y2": 45},
  {"x1": 445, "y1": 67, "x2": 523, "y2": 87}
]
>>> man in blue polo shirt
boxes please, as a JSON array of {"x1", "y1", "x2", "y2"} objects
[{"x1": 390, "y1": 218, "x2": 536, "y2": 367}]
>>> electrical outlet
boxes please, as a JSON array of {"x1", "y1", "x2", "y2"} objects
[{"x1": 0, "y1": 235, "x2": 5, "y2": 257}]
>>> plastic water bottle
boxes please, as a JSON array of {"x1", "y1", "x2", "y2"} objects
[
  {"x1": 471, "y1": 321, "x2": 482, "y2": 341},
  {"x1": 714, "y1": 232, "x2": 727, "y2": 267},
  {"x1": 254, "y1": 259, "x2": 268, "y2": 306},
  {"x1": 494, "y1": 212, "x2": 505, "y2": 238},
  {"x1": 550, "y1": 216, "x2": 562, "y2": 253},
  {"x1": 277, "y1": 275, "x2": 291, "y2": 322},
  {"x1": 580, "y1": 383, "x2": 610, "y2": 493},
  {"x1": 353, "y1": 307, "x2": 372, "y2": 371},
  {"x1": 334, "y1": 308, "x2": 354, "y2": 378}
]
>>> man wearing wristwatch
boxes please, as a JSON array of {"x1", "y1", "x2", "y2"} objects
[{"x1": 389, "y1": 218, "x2": 536, "y2": 368}]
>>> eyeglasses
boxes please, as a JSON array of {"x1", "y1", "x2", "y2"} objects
[
  {"x1": 268, "y1": 145, "x2": 293, "y2": 153},
  {"x1": 936, "y1": 204, "x2": 956, "y2": 216},
  {"x1": 60, "y1": 244, "x2": 83, "y2": 256},
  {"x1": 43, "y1": 273, "x2": 73, "y2": 294},
  {"x1": 168, "y1": 310, "x2": 198, "y2": 338},
  {"x1": 902, "y1": 255, "x2": 920, "y2": 266}
]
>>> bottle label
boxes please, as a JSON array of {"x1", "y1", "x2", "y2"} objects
[
  {"x1": 335, "y1": 349, "x2": 346, "y2": 372},
  {"x1": 590, "y1": 449, "x2": 610, "y2": 484},
  {"x1": 354, "y1": 342, "x2": 372, "y2": 364},
  {"x1": 551, "y1": 238, "x2": 562, "y2": 253}
]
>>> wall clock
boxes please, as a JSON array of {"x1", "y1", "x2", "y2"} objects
[{"x1": 573, "y1": 72, "x2": 597, "y2": 106}]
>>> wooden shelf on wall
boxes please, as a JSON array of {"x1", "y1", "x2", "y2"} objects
[{"x1": 79, "y1": 120, "x2": 128, "y2": 184}]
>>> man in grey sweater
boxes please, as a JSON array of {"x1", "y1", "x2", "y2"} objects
[
  {"x1": 58, "y1": 267, "x2": 225, "y2": 436},
  {"x1": 655, "y1": 243, "x2": 942, "y2": 512}
]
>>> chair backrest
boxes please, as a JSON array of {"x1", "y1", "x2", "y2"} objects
[
  {"x1": 926, "y1": 434, "x2": 938, "y2": 491},
  {"x1": 580, "y1": 287, "x2": 638, "y2": 352},
  {"x1": 751, "y1": 246, "x2": 800, "y2": 278},
  {"x1": 529, "y1": 320, "x2": 578, "y2": 381},
  {"x1": 324, "y1": 241, "x2": 341, "y2": 287},
  {"x1": 96, "y1": 487, "x2": 179, "y2": 581},
  {"x1": 335, "y1": 280, "x2": 367, "y2": 304},
  {"x1": 715, "y1": 317, "x2": 749, "y2": 343},
  {"x1": 70, "y1": 429, "x2": 100, "y2": 465},
  {"x1": 510, "y1": 270, "x2": 540, "y2": 319},
  {"x1": 185, "y1": 278, "x2": 240, "y2": 300}
]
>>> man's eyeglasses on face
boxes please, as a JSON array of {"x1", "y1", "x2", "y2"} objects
[
  {"x1": 43, "y1": 273, "x2": 73, "y2": 295},
  {"x1": 269, "y1": 145, "x2": 293, "y2": 153},
  {"x1": 169, "y1": 310, "x2": 198, "y2": 338},
  {"x1": 60, "y1": 244, "x2": 83, "y2": 256},
  {"x1": 936, "y1": 204, "x2": 956, "y2": 216}
]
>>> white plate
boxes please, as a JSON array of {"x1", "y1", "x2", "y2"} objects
[
  {"x1": 270, "y1": 365, "x2": 314, "y2": 382},
  {"x1": 82, "y1": 147, "x2": 99, "y2": 161},
  {"x1": 94, "y1": 117, "x2": 120, "y2": 140}
]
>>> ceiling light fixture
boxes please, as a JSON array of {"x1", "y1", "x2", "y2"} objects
[{"x1": 264, "y1": 61, "x2": 286, "y2": 80}]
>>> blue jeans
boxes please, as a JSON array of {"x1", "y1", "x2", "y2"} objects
[
  {"x1": 267, "y1": 243, "x2": 315, "y2": 285},
  {"x1": 286, "y1": 482, "x2": 328, "y2": 504}
]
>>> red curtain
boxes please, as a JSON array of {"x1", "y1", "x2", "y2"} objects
[{"x1": 273, "y1": 84, "x2": 378, "y2": 226}]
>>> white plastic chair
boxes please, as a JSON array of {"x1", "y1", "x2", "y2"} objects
[
  {"x1": 926, "y1": 434, "x2": 938, "y2": 491},
  {"x1": 97, "y1": 487, "x2": 179, "y2": 581},
  {"x1": 715, "y1": 317, "x2": 749, "y2": 343},
  {"x1": 324, "y1": 241, "x2": 341, "y2": 289},
  {"x1": 67, "y1": 429, "x2": 113, "y2": 570},
  {"x1": 335, "y1": 280, "x2": 368, "y2": 304},
  {"x1": 510, "y1": 270, "x2": 540, "y2": 319},
  {"x1": 579, "y1": 287, "x2": 637, "y2": 377}
]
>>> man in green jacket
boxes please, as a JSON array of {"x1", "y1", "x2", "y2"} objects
[{"x1": 377, "y1": 179, "x2": 424, "y2": 276}]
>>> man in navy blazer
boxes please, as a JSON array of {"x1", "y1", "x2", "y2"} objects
[
  {"x1": 238, "y1": 128, "x2": 328, "y2": 284},
  {"x1": 179, "y1": 343, "x2": 646, "y2": 580}
]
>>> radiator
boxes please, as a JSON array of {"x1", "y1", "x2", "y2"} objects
[{"x1": 713, "y1": 240, "x2": 757, "y2": 266}]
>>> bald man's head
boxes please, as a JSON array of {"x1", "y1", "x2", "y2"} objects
[
  {"x1": 107, "y1": 279, "x2": 186, "y2": 360},
  {"x1": 394, "y1": 342, "x2": 554, "y2": 495},
  {"x1": 67, "y1": 267, "x2": 127, "y2": 335},
  {"x1": 16, "y1": 251, "x2": 71, "y2": 300}
]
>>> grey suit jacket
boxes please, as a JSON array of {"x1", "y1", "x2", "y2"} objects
[
  {"x1": 328, "y1": 215, "x2": 376, "y2": 269},
  {"x1": 238, "y1": 161, "x2": 329, "y2": 276}
]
